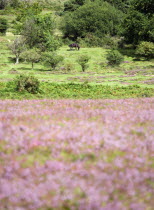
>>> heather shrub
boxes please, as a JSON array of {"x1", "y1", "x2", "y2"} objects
[
  {"x1": 135, "y1": 41, "x2": 154, "y2": 60},
  {"x1": 106, "y1": 49, "x2": 124, "y2": 66},
  {"x1": 14, "y1": 74, "x2": 40, "y2": 93}
]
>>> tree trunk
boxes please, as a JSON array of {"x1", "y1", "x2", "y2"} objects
[{"x1": 15, "y1": 56, "x2": 19, "y2": 64}]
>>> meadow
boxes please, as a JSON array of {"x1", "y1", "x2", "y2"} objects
[
  {"x1": 0, "y1": 35, "x2": 154, "y2": 86},
  {"x1": 0, "y1": 98, "x2": 154, "y2": 209},
  {"x1": 0, "y1": 34, "x2": 154, "y2": 100}
]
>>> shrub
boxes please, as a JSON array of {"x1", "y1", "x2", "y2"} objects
[
  {"x1": 135, "y1": 41, "x2": 154, "y2": 60},
  {"x1": 14, "y1": 74, "x2": 40, "y2": 93},
  {"x1": 64, "y1": 63, "x2": 74, "y2": 72},
  {"x1": 42, "y1": 52, "x2": 64, "y2": 70},
  {"x1": 77, "y1": 55, "x2": 90, "y2": 72},
  {"x1": 106, "y1": 50, "x2": 124, "y2": 66}
]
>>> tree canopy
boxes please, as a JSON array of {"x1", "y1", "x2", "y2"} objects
[
  {"x1": 21, "y1": 14, "x2": 60, "y2": 51},
  {"x1": 61, "y1": 1, "x2": 123, "y2": 40}
]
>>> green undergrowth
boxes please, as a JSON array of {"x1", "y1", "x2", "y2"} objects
[{"x1": 0, "y1": 81, "x2": 153, "y2": 99}]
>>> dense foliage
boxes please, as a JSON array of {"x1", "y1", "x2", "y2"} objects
[
  {"x1": 1, "y1": 82, "x2": 153, "y2": 99},
  {"x1": 0, "y1": 17, "x2": 8, "y2": 34},
  {"x1": 61, "y1": 1, "x2": 123, "y2": 40},
  {"x1": 42, "y1": 52, "x2": 64, "y2": 70},
  {"x1": 106, "y1": 49, "x2": 124, "y2": 66},
  {"x1": 1, "y1": 0, "x2": 153, "y2": 47},
  {"x1": 14, "y1": 74, "x2": 40, "y2": 93},
  {"x1": 136, "y1": 41, "x2": 154, "y2": 60},
  {"x1": 20, "y1": 14, "x2": 60, "y2": 51}
]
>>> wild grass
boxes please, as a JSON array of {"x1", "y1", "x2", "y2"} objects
[{"x1": 0, "y1": 34, "x2": 154, "y2": 99}]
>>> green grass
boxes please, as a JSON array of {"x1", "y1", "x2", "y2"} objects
[{"x1": 0, "y1": 34, "x2": 154, "y2": 99}]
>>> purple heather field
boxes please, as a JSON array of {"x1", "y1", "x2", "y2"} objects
[{"x1": 0, "y1": 98, "x2": 154, "y2": 210}]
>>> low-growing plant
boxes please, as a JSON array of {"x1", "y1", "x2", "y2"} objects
[
  {"x1": 106, "y1": 49, "x2": 124, "y2": 66},
  {"x1": 135, "y1": 41, "x2": 154, "y2": 60},
  {"x1": 64, "y1": 63, "x2": 74, "y2": 72},
  {"x1": 14, "y1": 74, "x2": 40, "y2": 93},
  {"x1": 77, "y1": 55, "x2": 90, "y2": 72}
]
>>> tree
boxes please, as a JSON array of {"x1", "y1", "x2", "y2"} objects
[
  {"x1": 8, "y1": 36, "x2": 26, "y2": 64},
  {"x1": 21, "y1": 48, "x2": 41, "y2": 69},
  {"x1": 77, "y1": 55, "x2": 90, "y2": 72},
  {"x1": 16, "y1": 2, "x2": 42, "y2": 22},
  {"x1": 0, "y1": 18, "x2": 8, "y2": 35},
  {"x1": 122, "y1": 10, "x2": 149, "y2": 45},
  {"x1": 21, "y1": 14, "x2": 61, "y2": 51},
  {"x1": 61, "y1": 1, "x2": 123, "y2": 40},
  {"x1": 42, "y1": 52, "x2": 64, "y2": 70}
]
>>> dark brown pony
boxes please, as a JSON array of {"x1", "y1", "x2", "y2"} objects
[{"x1": 69, "y1": 43, "x2": 80, "y2": 50}]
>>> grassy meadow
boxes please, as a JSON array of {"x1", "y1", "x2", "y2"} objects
[{"x1": 0, "y1": 33, "x2": 154, "y2": 99}]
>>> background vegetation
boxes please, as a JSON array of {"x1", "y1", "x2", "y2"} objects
[{"x1": 0, "y1": 0, "x2": 154, "y2": 99}]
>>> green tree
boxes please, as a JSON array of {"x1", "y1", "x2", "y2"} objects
[
  {"x1": 21, "y1": 48, "x2": 41, "y2": 69},
  {"x1": 21, "y1": 14, "x2": 60, "y2": 51},
  {"x1": 0, "y1": 18, "x2": 8, "y2": 34},
  {"x1": 122, "y1": 10, "x2": 149, "y2": 45},
  {"x1": 42, "y1": 52, "x2": 64, "y2": 70},
  {"x1": 61, "y1": 1, "x2": 123, "y2": 40},
  {"x1": 16, "y1": 2, "x2": 42, "y2": 22}
]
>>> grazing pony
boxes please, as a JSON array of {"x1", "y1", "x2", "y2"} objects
[{"x1": 69, "y1": 43, "x2": 80, "y2": 50}]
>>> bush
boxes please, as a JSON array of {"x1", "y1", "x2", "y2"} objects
[
  {"x1": 135, "y1": 41, "x2": 154, "y2": 60},
  {"x1": 42, "y1": 52, "x2": 64, "y2": 70},
  {"x1": 14, "y1": 74, "x2": 40, "y2": 93},
  {"x1": 106, "y1": 50, "x2": 124, "y2": 66},
  {"x1": 0, "y1": 18, "x2": 8, "y2": 34},
  {"x1": 64, "y1": 63, "x2": 74, "y2": 72},
  {"x1": 77, "y1": 55, "x2": 90, "y2": 72}
]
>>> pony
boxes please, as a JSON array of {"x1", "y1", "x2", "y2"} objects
[{"x1": 69, "y1": 43, "x2": 80, "y2": 50}]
